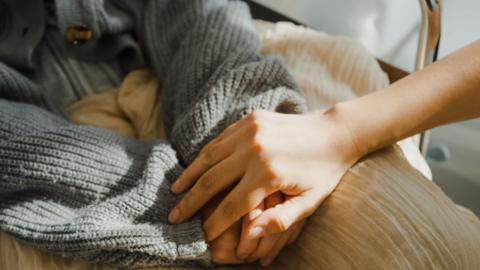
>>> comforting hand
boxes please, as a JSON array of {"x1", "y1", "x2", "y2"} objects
[
  {"x1": 202, "y1": 191, "x2": 302, "y2": 266},
  {"x1": 201, "y1": 192, "x2": 245, "y2": 265},
  {"x1": 169, "y1": 109, "x2": 362, "y2": 263},
  {"x1": 236, "y1": 192, "x2": 306, "y2": 266}
]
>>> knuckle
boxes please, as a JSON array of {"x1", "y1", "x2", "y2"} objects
[
  {"x1": 199, "y1": 173, "x2": 216, "y2": 189},
  {"x1": 267, "y1": 177, "x2": 283, "y2": 190},
  {"x1": 247, "y1": 110, "x2": 259, "y2": 121},
  {"x1": 221, "y1": 200, "x2": 236, "y2": 218},
  {"x1": 258, "y1": 160, "x2": 281, "y2": 189},
  {"x1": 246, "y1": 112, "x2": 261, "y2": 132},
  {"x1": 250, "y1": 136, "x2": 263, "y2": 154},
  {"x1": 251, "y1": 109, "x2": 267, "y2": 119},
  {"x1": 245, "y1": 114, "x2": 269, "y2": 155},
  {"x1": 249, "y1": 131, "x2": 267, "y2": 156},
  {"x1": 272, "y1": 213, "x2": 291, "y2": 232},
  {"x1": 249, "y1": 134, "x2": 269, "y2": 161},
  {"x1": 200, "y1": 145, "x2": 217, "y2": 166},
  {"x1": 181, "y1": 189, "x2": 194, "y2": 208}
]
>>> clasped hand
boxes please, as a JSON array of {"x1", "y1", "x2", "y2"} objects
[{"x1": 168, "y1": 109, "x2": 360, "y2": 266}]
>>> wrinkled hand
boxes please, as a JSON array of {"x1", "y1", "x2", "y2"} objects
[{"x1": 169, "y1": 109, "x2": 360, "y2": 264}]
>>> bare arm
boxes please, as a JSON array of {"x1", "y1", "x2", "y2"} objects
[{"x1": 335, "y1": 41, "x2": 480, "y2": 157}]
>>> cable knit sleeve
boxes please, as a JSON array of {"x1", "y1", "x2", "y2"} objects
[
  {"x1": 0, "y1": 99, "x2": 211, "y2": 267},
  {"x1": 143, "y1": 0, "x2": 307, "y2": 164},
  {"x1": 0, "y1": 0, "x2": 306, "y2": 268}
]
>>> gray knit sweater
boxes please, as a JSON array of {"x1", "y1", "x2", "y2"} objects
[{"x1": 0, "y1": 0, "x2": 306, "y2": 268}]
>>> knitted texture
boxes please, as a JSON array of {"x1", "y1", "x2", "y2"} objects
[{"x1": 0, "y1": 0, "x2": 306, "y2": 268}]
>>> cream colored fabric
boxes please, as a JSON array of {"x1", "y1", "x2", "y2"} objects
[
  {"x1": 65, "y1": 69, "x2": 166, "y2": 140},
  {"x1": 255, "y1": 21, "x2": 388, "y2": 108},
  {"x1": 2, "y1": 21, "x2": 479, "y2": 270}
]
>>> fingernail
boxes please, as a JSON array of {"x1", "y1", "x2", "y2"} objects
[
  {"x1": 248, "y1": 226, "x2": 264, "y2": 240},
  {"x1": 168, "y1": 207, "x2": 180, "y2": 223}
]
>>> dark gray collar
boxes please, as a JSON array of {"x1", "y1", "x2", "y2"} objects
[{"x1": 0, "y1": 0, "x2": 46, "y2": 69}]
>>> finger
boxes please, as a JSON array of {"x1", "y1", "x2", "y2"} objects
[
  {"x1": 236, "y1": 192, "x2": 282, "y2": 259},
  {"x1": 237, "y1": 203, "x2": 264, "y2": 259},
  {"x1": 215, "y1": 115, "x2": 249, "y2": 141},
  {"x1": 171, "y1": 134, "x2": 239, "y2": 194},
  {"x1": 219, "y1": 109, "x2": 267, "y2": 134},
  {"x1": 168, "y1": 152, "x2": 247, "y2": 224},
  {"x1": 210, "y1": 221, "x2": 244, "y2": 265},
  {"x1": 248, "y1": 232, "x2": 281, "y2": 262},
  {"x1": 247, "y1": 190, "x2": 319, "y2": 239},
  {"x1": 259, "y1": 226, "x2": 293, "y2": 267},
  {"x1": 211, "y1": 110, "x2": 262, "y2": 145},
  {"x1": 287, "y1": 220, "x2": 306, "y2": 245},
  {"x1": 171, "y1": 111, "x2": 259, "y2": 194},
  {"x1": 242, "y1": 192, "x2": 283, "y2": 261},
  {"x1": 203, "y1": 169, "x2": 276, "y2": 242}
]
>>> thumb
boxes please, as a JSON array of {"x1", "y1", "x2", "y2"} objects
[{"x1": 246, "y1": 191, "x2": 319, "y2": 239}]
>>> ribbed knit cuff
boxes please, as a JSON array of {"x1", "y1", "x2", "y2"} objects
[{"x1": 0, "y1": 100, "x2": 211, "y2": 268}]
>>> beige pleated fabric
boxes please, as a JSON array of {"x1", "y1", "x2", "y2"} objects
[
  {"x1": 267, "y1": 147, "x2": 480, "y2": 270},
  {"x1": 255, "y1": 21, "x2": 389, "y2": 108},
  {"x1": 2, "y1": 21, "x2": 479, "y2": 270}
]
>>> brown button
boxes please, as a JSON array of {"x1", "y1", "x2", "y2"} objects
[{"x1": 66, "y1": 26, "x2": 93, "y2": 45}]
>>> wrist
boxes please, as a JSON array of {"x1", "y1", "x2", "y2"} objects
[
  {"x1": 332, "y1": 95, "x2": 404, "y2": 158},
  {"x1": 310, "y1": 105, "x2": 366, "y2": 166}
]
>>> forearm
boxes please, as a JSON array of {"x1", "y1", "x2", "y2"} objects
[{"x1": 331, "y1": 41, "x2": 480, "y2": 156}]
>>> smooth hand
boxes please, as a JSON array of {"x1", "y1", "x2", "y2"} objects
[
  {"x1": 205, "y1": 191, "x2": 305, "y2": 266},
  {"x1": 169, "y1": 109, "x2": 361, "y2": 264}
]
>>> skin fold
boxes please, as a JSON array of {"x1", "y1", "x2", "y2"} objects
[{"x1": 170, "y1": 41, "x2": 480, "y2": 266}]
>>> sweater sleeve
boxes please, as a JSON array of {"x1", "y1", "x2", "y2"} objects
[
  {"x1": 0, "y1": 0, "x2": 307, "y2": 268},
  {"x1": 143, "y1": 0, "x2": 307, "y2": 164},
  {"x1": 0, "y1": 99, "x2": 211, "y2": 267}
]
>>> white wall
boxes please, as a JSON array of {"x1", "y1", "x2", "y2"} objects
[{"x1": 253, "y1": 0, "x2": 480, "y2": 72}]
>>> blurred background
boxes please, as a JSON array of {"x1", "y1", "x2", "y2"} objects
[{"x1": 252, "y1": 0, "x2": 480, "y2": 214}]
